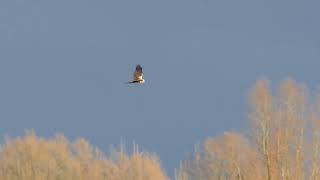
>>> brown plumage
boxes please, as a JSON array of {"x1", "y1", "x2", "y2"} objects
[{"x1": 127, "y1": 64, "x2": 145, "y2": 84}]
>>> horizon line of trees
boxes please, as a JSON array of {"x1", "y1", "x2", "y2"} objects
[{"x1": 1, "y1": 78, "x2": 319, "y2": 180}]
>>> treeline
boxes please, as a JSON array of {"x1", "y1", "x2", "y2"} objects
[
  {"x1": 177, "y1": 79, "x2": 320, "y2": 180},
  {"x1": 1, "y1": 78, "x2": 320, "y2": 180},
  {"x1": 0, "y1": 132, "x2": 168, "y2": 180}
]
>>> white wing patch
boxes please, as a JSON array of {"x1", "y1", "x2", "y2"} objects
[{"x1": 128, "y1": 64, "x2": 145, "y2": 84}]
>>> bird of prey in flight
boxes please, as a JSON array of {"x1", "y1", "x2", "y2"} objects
[{"x1": 127, "y1": 64, "x2": 145, "y2": 84}]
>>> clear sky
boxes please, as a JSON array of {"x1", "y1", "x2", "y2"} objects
[{"x1": 0, "y1": 0, "x2": 320, "y2": 176}]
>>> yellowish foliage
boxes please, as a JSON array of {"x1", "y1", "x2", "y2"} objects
[
  {"x1": 0, "y1": 131, "x2": 168, "y2": 180},
  {"x1": 2, "y1": 78, "x2": 320, "y2": 180},
  {"x1": 177, "y1": 78, "x2": 320, "y2": 180}
]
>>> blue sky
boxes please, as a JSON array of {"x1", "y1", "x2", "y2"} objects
[{"x1": 0, "y1": 0, "x2": 320, "y2": 176}]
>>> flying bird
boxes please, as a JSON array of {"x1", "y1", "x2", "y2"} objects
[{"x1": 127, "y1": 64, "x2": 145, "y2": 84}]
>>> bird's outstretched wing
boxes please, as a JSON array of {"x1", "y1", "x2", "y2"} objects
[{"x1": 133, "y1": 64, "x2": 143, "y2": 81}]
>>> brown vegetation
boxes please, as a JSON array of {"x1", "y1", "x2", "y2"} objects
[
  {"x1": 1, "y1": 78, "x2": 319, "y2": 180},
  {"x1": 0, "y1": 131, "x2": 168, "y2": 180},
  {"x1": 176, "y1": 78, "x2": 320, "y2": 180}
]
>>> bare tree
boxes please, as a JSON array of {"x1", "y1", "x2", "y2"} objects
[
  {"x1": 0, "y1": 131, "x2": 168, "y2": 180},
  {"x1": 177, "y1": 78, "x2": 314, "y2": 180}
]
